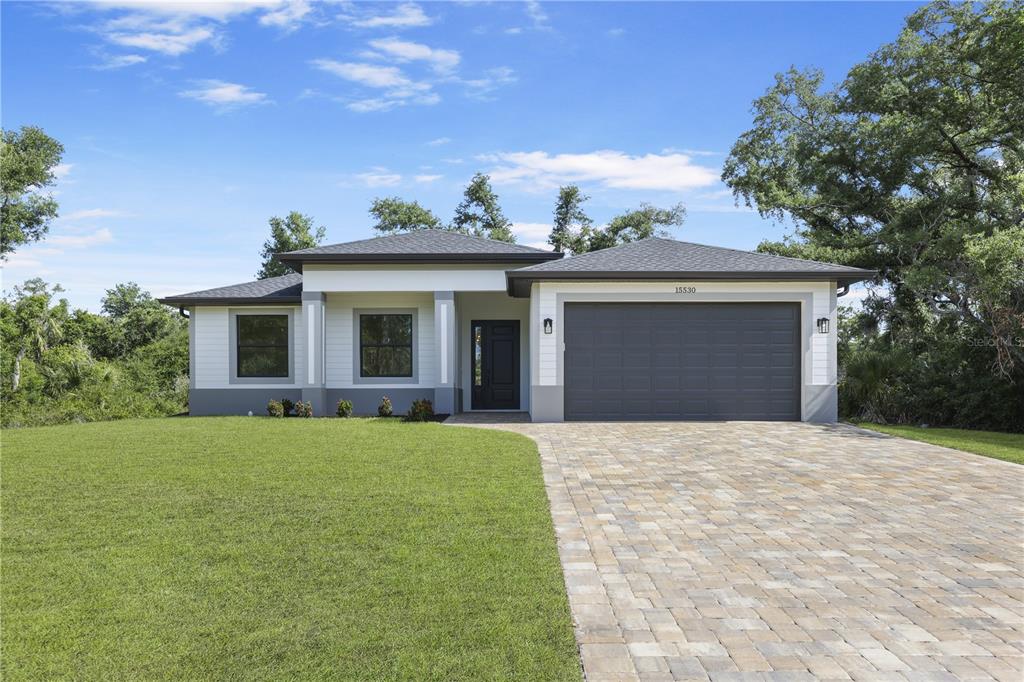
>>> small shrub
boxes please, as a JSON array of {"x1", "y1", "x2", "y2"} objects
[
  {"x1": 336, "y1": 399, "x2": 353, "y2": 418},
  {"x1": 281, "y1": 398, "x2": 294, "y2": 416},
  {"x1": 294, "y1": 400, "x2": 313, "y2": 418},
  {"x1": 267, "y1": 399, "x2": 284, "y2": 418},
  {"x1": 405, "y1": 399, "x2": 434, "y2": 422},
  {"x1": 377, "y1": 395, "x2": 393, "y2": 417}
]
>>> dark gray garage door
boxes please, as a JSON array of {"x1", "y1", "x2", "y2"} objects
[{"x1": 564, "y1": 303, "x2": 801, "y2": 421}]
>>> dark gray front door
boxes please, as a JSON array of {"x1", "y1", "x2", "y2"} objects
[
  {"x1": 564, "y1": 303, "x2": 801, "y2": 421},
  {"x1": 471, "y1": 320, "x2": 520, "y2": 410}
]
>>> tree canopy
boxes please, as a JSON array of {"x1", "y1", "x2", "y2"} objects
[
  {"x1": 722, "y1": 0, "x2": 1024, "y2": 429},
  {"x1": 257, "y1": 212, "x2": 326, "y2": 279},
  {"x1": 548, "y1": 185, "x2": 593, "y2": 253},
  {"x1": 1, "y1": 126, "x2": 64, "y2": 259},
  {"x1": 369, "y1": 197, "x2": 443, "y2": 233},
  {"x1": 1, "y1": 278, "x2": 187, "y2": 425},
  {"x1": 546, "y1": 185, "x2": 686, "y2": 255},
  {"x1": 451, "y1": 173, "x2": 515, "y2": 242}
]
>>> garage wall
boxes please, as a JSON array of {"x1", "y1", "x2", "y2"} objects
[{"x1": 530, "y1": 280, "x2": 838, "y2": 422}]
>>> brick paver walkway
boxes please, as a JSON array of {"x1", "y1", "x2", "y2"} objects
[{"x1": 446, "y1": 419, "x2": 1024, "y2": 681}]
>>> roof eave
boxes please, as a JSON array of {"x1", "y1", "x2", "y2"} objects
[
  {"x1": 276, "y1": 252, "x2": 563, "y2": 270},
  {"x1": 157, "y1": 296, "x2": 303, "y2": 307},
  {"x1": 505, "y1": 270, "x2": 877, "y2": 297}
]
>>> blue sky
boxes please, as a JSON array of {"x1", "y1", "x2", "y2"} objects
[{"x1": 2, "y1": 0, "x2": 919, "y2": 310}]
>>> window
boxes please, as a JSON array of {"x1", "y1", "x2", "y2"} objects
[
  {"x1": 473, "y1": 324, "x2": 482, "y2": 387},
  {"x1": 360, "y1": 313, "x2": 413, "y2": 377},
  {"x1": 236, "y1": 315, "x2": 289, "y2": 378}
]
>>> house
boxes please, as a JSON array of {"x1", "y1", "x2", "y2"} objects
[{"x1": 159, "y1": 231, "x2": 874, "y2": 422}]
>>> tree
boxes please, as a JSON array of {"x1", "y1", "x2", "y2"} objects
[
  {"x1": 590, "y1": 203, "x2": 686, "y2": 251},
  {"x1": 101, "y1": 282, "x2": 183, "y2": 356},
  {"x1": 1, "y1": 126, "x2": 64, "y2": 259},
  {"x1": 563, "y1": 202, "x2": 686, "y2": 254},
  {"x1": 257, "y1": 212, "x2": 326, "y2": 279},
  {"x1": 369, "y1": 197, "x2": 443, "y2": 234},
  {"x1": 2, "y1": 278, "x2": 68, "y2": 391},
  {"x1": 721, "y1": 0, "x2": 1024, "y2": 428},
  {"x1": 451, "y1": 173, "x2": 515, "y2": 242},
  {"x1": 548, "y1": 185, "x2": 592, "y2": 253}
]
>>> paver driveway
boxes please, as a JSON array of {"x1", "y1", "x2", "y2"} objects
[{"x1": 448, "y1": 418, "x2": 1024, "y2": 681}]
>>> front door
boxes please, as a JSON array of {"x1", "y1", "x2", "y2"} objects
[{"x1": 471, "y1": 320, "x2": 520, "y2": 410}]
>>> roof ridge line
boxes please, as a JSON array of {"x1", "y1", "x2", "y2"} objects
[{"x1": 670, "y1": 238, "x2": 870, "y2": 271}]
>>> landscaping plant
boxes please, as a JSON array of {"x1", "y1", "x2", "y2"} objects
[
  {"x1": 377, "y1": 395, "x2": 393, "y2": 417},
  {"x1": 405, "y1": 399, "x2": 434, "y2": 422},
  {"x1": 336, "y1": 399, "x2": 353, "y2": 418},
  {"x1": 280, "y1": 398, "x2": 294, "y2": 416},
  {"x1": 266, "y1": 399, "x2": 284, "y2": 418},
  {"x1": 293, "y1": 400, "x2": 313, "y2": 418}
]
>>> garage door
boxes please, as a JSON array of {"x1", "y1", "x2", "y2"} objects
[{"x1": 564, "y1": 303, "x2": 801, "y2": 421}]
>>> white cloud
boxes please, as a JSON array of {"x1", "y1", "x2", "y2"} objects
[
  {"x1": 93, "y1": 53, "x2": 147, "y2": 69},
  {"x1": 511, "y1": 222, "x2": 554, "y2": 249},
  {"x1": 47, "y1": 228, "x2": 115, "y2": 248},
  {"x1": 86, "y1": 1, "x2": 314, "y2": 57},
  {"x1": 312, "y1": 60, "x2": 416, "y2": 89},
  {"x1": 107, "y1": 26, "x2": 215, "y2": 56},
  {"x1": 459, "y1": 66, "x2": 517, "y2": 99},
  {"x1": 482, "y1": 150, "x2": 720, "y2": 192},
  {"x1": 53, "y1": 164, "x2": 74, "y2": 179},
  {"x1": 524, "y1": 0, "x2": 550, "y2": 30},
  {"x1": 88, "y1": 2, "x2": 276, "y2": 21},
  {"x1": 259, "y1": 0, "x2": 311, "y2": 30},
  {"x1": 662, "y1": 147, "x2": 720, "y2": 157},
  {"x1": 505, "y1": 27, "x2": 523, "y2": 35},
  {"x1": 312, "y1": 58, "x2": 436, "y2": 112},
  {"x1": 347, "y1": 97, "x2": 397, "y2": 113},
  {"x1": 61, "y1": 208, "x2": 126, "y2": 221},
  {"x1": 607, "y1": 27, "x2": 625, "y2": 38},
  {"x1": 414, "y1": 174, "x2": 442, "y2": 183},
  {"x1": 367, "y1": 37, "x2": 460, "y2": 74},
  {"x1": 427, "y1": 137, "x2": 451, "y2": 146},
  {"x1": 355, "y1": 169, "x2": 402, "y2": 187},
  {"x1": 344, "y1": 3, "x2": 432, "y2": 28},
  {"x1": 179, "y1": 80, "x2": 270, "y2": 110},
  {"x1": 441, "y1": 157, "x2": 464, "y2": 164}
]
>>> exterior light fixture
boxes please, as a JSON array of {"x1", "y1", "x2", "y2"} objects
[
  {"x1": 543, "y1": 318, "x2": 553, "y2": 334},
  {"x1": 816, "y1": 317, "x2": 830, "y2": 334}
]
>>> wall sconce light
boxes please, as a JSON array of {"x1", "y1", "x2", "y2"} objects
[
  {"x1": 543, "y1": 318, "x2": 553, "y2": 334},
  {"x1": 816, "y1": 317, "x2": 830, "y2": 334}
]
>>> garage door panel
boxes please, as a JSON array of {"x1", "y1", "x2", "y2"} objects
[{"x1": 565, "y1": 303, "x2": 800, "y2": 421}]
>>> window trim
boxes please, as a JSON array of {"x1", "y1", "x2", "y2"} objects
[
  {"x1": 228, "y1": 309, "x2": 295, "y2": 384},
  {"x1": 352, "y1": 308, "x2": 418, "y2": 385}
]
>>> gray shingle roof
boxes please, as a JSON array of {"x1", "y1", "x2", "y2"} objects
[
  {"x1": 158, "y1": 273, "x2": 302, "y2": 306},
  {"x1": 277, "y1": 229, "x2": 561, "y2": 266},
  {"x1": 506, "y1": 237, "x2": 875, "y2": 295}
]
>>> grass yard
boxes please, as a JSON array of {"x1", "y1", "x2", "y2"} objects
[
  {"x1": 856, "y1": 423, "x2": 1024, "y2": 465},
  {"x1": 2, "y1": 418, "x2": 581, "y2": 681}
]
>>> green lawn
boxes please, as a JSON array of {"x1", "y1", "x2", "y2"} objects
[
  {"x1": 856, "y1": 423, "x2": 1024, "y2": 465},
  {"x1": 2, "y1": 418, "x2": 581, "y2": 681}
]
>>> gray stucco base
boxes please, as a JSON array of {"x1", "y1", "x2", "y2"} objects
[
  {"x1": 432, "y1": 385, "x2": 456, "y2": 411},
  {"x1": 804, "y1": 383, "x2": 838, "y2": 423},
  {"x1": 190, "y1": 387, "x2": 438, "y2": 417},
  {"x1": 190, "y1": 388, "x2": 302, "y2": 416},
  {"x1": 529, "y1": 385, "x2": 564, "y2": 422},
  {"x1": 527, "y1": 383, "x2": 839, "y2": 423},
  {"x1": 302, "y1": 387, "x2": 328, "y2": 416},
  {"x1": 326, "y1": 388, "x2": 433, "y2": 416}
]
